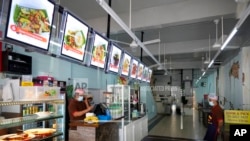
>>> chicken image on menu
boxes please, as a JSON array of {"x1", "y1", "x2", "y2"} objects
[
  {"x1": 130, "y1": 59, "x2": 139, "y2": 79},
  {"x1": 90, "y1": 33, "x2": 108, "y2": 68},
  {"x1": 137, "y1": 63, "x2": 144, "y2": 80},
  {"x1": 121, "y1": 53, "x2": 131, "y2": 76},
  {"x1": 109, "y1": 45, "x2": 122, "y2": 73},
  {"x1": 61, "y1": 13, "x2": 89, "y2": 61},
  {"x1": 5, "y1": 0, "x2": 55, "y2": 50}
]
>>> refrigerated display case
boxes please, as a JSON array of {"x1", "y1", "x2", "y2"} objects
[
  {"x1": 106, "y1": 84, "x2": 131, "y2": 121},
  {"x1": 0, "y1": 90, "x2": 65, "y2": 140},
  {"x1": 106, "y1": 84, "x2": 131, "y2": 141}
]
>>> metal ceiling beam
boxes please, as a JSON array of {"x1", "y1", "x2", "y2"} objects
[{"x1": 96, "y1": 0, "x2": 161, "y2": 67}]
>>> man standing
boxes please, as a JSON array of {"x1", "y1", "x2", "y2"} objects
[
  {"x1": 68, "y1": 88, "x2": 94, "y2": 121},
  {"x1": 204, "y1": 94, "x2": 224, "y2": 141}
]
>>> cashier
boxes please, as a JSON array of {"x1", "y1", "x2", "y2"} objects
[{"x1": 68, "y1": 88, "x2": 94, "y2": 121}]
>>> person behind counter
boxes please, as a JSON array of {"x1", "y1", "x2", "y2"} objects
[{"x1": 68, "y1": 88, "x2": 94, "y2": 121}]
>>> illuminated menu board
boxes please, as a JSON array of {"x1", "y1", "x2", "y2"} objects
[
  {"x1": 130, "y1": 59, "x2": 139, "y2": 79},
  {"x1": 137, "y1": 63, "x2": 144, "y2": 80},
  {"x1": 142, "y1": 67, "x2": 149, "y2": 81},
  {"x1": 148, "y1": 69, "x2": 153, "y2": 82},
  {"x1": 90, "y1": 32, "x2": 109, "y2": 69},
  {"x1": 120, "y1": 53, "x2": 132, "y2": 76},
  {"x1": 107, "y1": 44, "x2": 122, "y2": 73},
  {"x1": 61, "y1": 12, "x2": 89, "y2": 61},
  {"x1": 5, "y1": 0, "x2": 55, "y2": 50}
]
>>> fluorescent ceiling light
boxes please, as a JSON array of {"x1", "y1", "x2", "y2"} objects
[
  {"x1": 202, "y1": 72, "x2": 206, "y2": 76},
  {"x1": 96, "y1": 0, "x2": 161, "y2": 66},
  {"x1": 220, "y1": 28, "x2": 238, "y2": 50},
  {"x1": 208, "y1": 60, "x2": 214, "y2": 68}
]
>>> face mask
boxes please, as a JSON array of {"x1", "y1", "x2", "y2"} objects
[
  {"x1": 77, "y1": 96, "x2": 83, "y2": 101},
  {"x1": 209, "y1": 101, "x2": 214, "y2": 106}
]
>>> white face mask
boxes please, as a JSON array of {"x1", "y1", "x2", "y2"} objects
[
  {"x1": 209, "y1": 101, "x2": 214, "y2": 106},
  {"x1": 77, "y1": 96, "x2": 83, "y2": 101}
]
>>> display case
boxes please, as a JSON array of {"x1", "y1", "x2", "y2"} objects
[
  {"x1": 106, "y1": 84, "x2": 131, "y2": 121},
  {"x1": 0, "y1": 98, "x2": 65, "y2": 141},
  {"x1": 106, "y1": 84, "x2": 131, "y2": 141}
]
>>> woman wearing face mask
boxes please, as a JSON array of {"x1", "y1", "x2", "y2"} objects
[
  {"x1": 68, "y1": 88, "x2": 94, "y2": 122},
  {"x1": 203, "y1": 94, "x2": 224, "y2": 141}
]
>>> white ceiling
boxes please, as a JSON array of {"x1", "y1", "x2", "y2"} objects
[{"x1": 59, "y1": 0, "x2": 248, "y2": 70}]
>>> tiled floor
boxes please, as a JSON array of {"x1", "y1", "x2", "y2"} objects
[{"x1": 148, "y1": 105, "x2": 207, "y2": 140}]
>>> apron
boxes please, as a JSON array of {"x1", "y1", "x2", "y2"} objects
[{"x1": 203, "y1": 113, "x2": 218, "y2": 141}]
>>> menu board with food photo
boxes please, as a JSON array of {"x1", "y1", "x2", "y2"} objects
[
  {"x1": 130, "y1": 59, "x2": 139, "y2": 79},
  {"x1": 121, "y1": 53, "x2": 132, "y2": 76},
  {"x1": 137, "y1": 63, "x2": 144, "y2": 80},
  {"x1": 90, "y1": 32, "x2": 108, "y2": 68},
  {"x1": 108, "y1": 44, "x2": 122, "y2": 73},
  {"x1": 148, "y1": 69, "x2": 153, "y2": 82},
  {"x1": 142, "y1": 67, "x2": 149, "y2": 81},
  {"x1": 5, "y1": 0, "x2": 55, "y2": 50},
  {"x1": 61, "y1": 13, "x2": 89, "y2": 61}
]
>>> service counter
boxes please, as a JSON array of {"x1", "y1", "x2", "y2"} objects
[
  {"x1": 68, "y1": 114, "x2": 148, "y2": 141},
  {"x1": 197, "y1": 108, "x2": 211, "y2": 127},
  {"x1": 69, "y1": 121, "x2": 119, "y2": 141}
]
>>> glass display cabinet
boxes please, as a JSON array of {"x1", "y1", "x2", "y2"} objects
[
  {"x1": 106, "y1": 84, "x2": 131, "y2": 141},
  {"x1": 106, "y1": 84, "x2": 131, "y2": 121},
  {"x1": 0, "y1": 89, "x2": 65, "y2": 141}
]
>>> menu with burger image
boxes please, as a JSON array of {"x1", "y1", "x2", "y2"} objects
[
  {"x1": 61, "y1": 13, "x2": 89, "y2": 61},
  {"x1": 5, "y1": 0, "x2": 55, "y2": 50},
  {"x1": 130, "y1": 59, "x2": 139, "y2": 78},
  {"x1": 121, "y1": 53, "x2": 132, "y2": 76},
  {"x1": 109, "y1": 44, "x2": 122, "y2": 73},
  {"x1": 137, "y1": 63, "x2": 144, "y2": 80},
  {"x1": 90, "y1": 33, "x2": 108, "y2": 68}
]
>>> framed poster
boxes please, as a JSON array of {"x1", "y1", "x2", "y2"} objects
[
  {"x1": 120, "y1": 52, "x2": 132, "y2": 76},
  {"x1": 90, "y1": 32, "x2": 109, "y2": 69},
  {"x1": 5, "y1": 0, "x2": 55, "y2": 50},
  {"x1": 148, "y1": 69, "x2": 153, "y2": 82},
  {"x1": 137, "y1": 63, "x2": 144, "y2": 80},
  {"x1": 106, "y1": 43, "x2": 122, "y2": 74},
  {"x1": 142, "y1": 67, "x2": 149, "y2": 81},
  {"x1": 130, "y1": 59, "x2": 139, "y2": 79},
  {"x1": 61, "y1": 12, "x2": 89, "y2": 61}
]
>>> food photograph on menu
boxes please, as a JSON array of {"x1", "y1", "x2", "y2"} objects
[
  {"x1": 90, "y1": 33, "x2": 108, "y2": 68},
  {"x1": 108, "y1": 44, "x2": 122, "y2": 73},
  {"x1": 121, "y1": 53, "x2": 132, "y2": 76},
  {"x1": 61, "y1": 13, "x2": 89, "y2": 61},
  {"x1": 137, "y1": 63, "x2": 144, "y2": 80},
  {"x1": 142, "y1": 67, "x2": 149, "y2": 81},
  {"x1": 5, "y1": 0, "x2": 55, "y2": 50},
  {"x1": 148, "y1": 69, "x2": 153, "y2": 82},
  {"x1": 130, "y1": 59, "x2": 139, "y2": 79}
]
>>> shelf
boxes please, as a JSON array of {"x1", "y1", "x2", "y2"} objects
[
  {"x1": 0, "y1": 99, "x2": 64, "y2": 106},
  {"x1": 31, "y1": 131, "x2": 63, "y2": 141},
  {"x1": 0, "y1": 114, "x2": 63, "y2": 129}
]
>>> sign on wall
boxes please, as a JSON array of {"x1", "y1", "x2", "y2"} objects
[{"x1": 224, "y1": 110, "x2": 250, "y2": 124}]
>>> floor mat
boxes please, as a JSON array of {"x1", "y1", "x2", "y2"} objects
[{"x1": 142, "y1": 135, "x2": 204, "y2": 141}]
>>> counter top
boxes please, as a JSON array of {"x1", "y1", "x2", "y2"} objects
[{"x1": 69, "y1": 119, "x2": 122, "y2": 128}]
